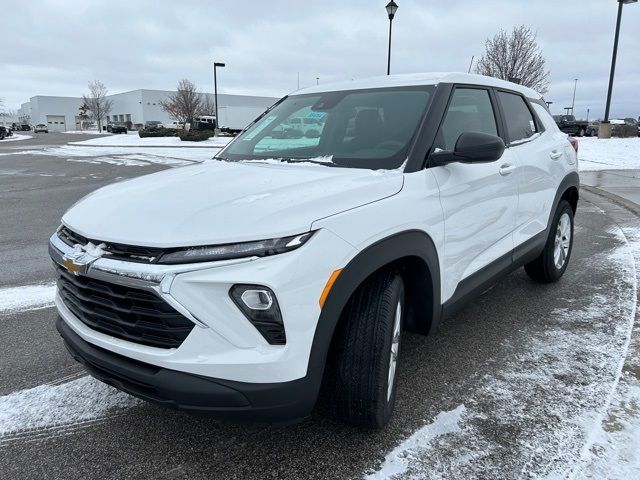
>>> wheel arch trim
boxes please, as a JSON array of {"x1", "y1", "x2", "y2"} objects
[{"x1": 307, "y1": 230, "x2": 441, "y2": 375}]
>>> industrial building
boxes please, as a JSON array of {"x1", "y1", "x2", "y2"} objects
[{"x1": 16, "y1": 89, "x2": 278, "y2": 132}]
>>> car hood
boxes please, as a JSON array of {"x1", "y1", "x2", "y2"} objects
[{"x1": 62, "y1": 160, "x2": 404, "y2": 247}]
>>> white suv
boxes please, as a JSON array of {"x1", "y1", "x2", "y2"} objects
[{"x1": 50, "y1": 73, "x2": 578, "y2": 428}]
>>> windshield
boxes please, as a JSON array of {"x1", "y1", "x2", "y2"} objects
[{"x1": 218, "y1": 86, "x2": 434, "y2": 170}]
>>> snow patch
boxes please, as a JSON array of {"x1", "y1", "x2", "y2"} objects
[
  {"x1": 0, "y1": 133, "x2": 32, "y2": 142},
  {"x1": 0, "y1": 376, "x2": 139, "y2": 436},
  {"x1": 69, "y1": 133, "x2": 231, "y2": 148},
  {"x1": 578, "y1": 137, "x2": 640, "y2": 171},
  {"x1": 365, "y1": 405, "x2": 466, "y2": 480},
  {"x1": 0, "y1": 283, "x2": 56, "y2": 314},
  {"x1": 0, "y1": 145, "x2": 219, "y2": 167}
]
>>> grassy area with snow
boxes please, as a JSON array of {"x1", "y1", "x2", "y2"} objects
[{"x1": 579, "y1": 137, "x2": 640, "y2": 171}]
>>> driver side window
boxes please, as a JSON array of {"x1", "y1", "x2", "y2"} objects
[{"x1": 438, "y1": 88, "x2": 498, "y2": 151}]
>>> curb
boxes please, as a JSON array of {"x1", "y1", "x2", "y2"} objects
[{"x1": 582, "y1": 185, "x2": 640, "y2": 218}]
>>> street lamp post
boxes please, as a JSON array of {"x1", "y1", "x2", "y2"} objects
[
  {"x1": 385, "y1": 1, "x2": 398, "y2": 75},
  {"x1": 601, "y1": 0, "x2": 637, "y2": 137},
  {"x1": 213, "y1": 62, "x2": 225, "y2": 132},
  {"x1": 571, "y1": 78, "x2": 578, "y2": 115}
]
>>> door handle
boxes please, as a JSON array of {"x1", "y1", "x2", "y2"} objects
[
  {"x1": 550, "y1": 150, "x2": 563, "y2": 160},
  {"x1": 499, "y1": 164, "x2": 516, "y2": 176}
]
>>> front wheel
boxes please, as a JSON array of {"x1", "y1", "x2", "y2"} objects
[
  {"x1": 330, "y1": 271, "x2": 404, "y2": 428},
  {"x1": 525, "y1": 200, "x2": 574, "y2": 282}
]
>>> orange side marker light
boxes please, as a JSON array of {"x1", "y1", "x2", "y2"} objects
[{"x1": 319, "y1": 269, "x2": 342, "y2": 309}]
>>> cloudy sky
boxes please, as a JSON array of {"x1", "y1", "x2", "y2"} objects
[{"x1": 1, "y1": 0, "x2": 639, "y2": 119}]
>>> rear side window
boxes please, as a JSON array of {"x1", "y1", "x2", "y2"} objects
[
  {"x1": 437, "y1": 88, "x2": 498, "y2": 151},
  {"x1": 498, "y1": 91, "x2": 538, "y2": 143}
]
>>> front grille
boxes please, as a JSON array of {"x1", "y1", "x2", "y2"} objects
[
  {"x1": 58, "y1": 226, "x2": 165, "y2": 263},
  {"x1": 55, "y1": 264, "x2": 194, "y2": 348}
]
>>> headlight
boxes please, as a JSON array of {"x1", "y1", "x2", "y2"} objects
[{"x1": 157, "y1": 232, "x2": 314, "y2": 264}]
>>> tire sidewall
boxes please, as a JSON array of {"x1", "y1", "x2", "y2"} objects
[
  {"x1": 545, "y1": 201, "x2": 574, "y2": 280},
  {"x1": 380, "y1": 277, "x2": 405, "y2": 424}
]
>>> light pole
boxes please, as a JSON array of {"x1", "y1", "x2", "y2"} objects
[
  {"x1": 601, "y1": 0, "x2": 637, "y2": 137},
  {"x1": 385, "y1": 1, "x2": 398, "y2": 75},
  {"x1": 213, "y1": 62, "x2": 225, "y2": 132},
  {"x1": 571, "y1": 78, "x2": 578, "y2": 115}
]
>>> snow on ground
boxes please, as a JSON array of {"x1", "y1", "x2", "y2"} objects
[
  {"x1": 0, "y1": 375, "x2": 139, "y2": 437},
  {"x1": 0, "y1": 133, "x2": 33, "y2": 142},
  {"x1": 0, "y1": 144, "x2": 220, "y2": 167},
  {"x1": 366, "y1": 406, "x2": 466, "y2": 480},
  {"x1": 0, "y1": 283, "x2": 56, "y2": 314},
  {"x1": 578, "y1": 137, "x2": 640, "y2": 171},
  {"x1": 366, "y1": 210, "x2": 639, "y2": 479},
  {"x1": 573, "y1": 224, "x2": 640, "y2": 479},
  {"x1": 70, "y1": 133, "x2": 232, "y2": 148}
]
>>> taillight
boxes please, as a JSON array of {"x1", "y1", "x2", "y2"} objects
[{"x1": 568, "y1": 137, "x2": 578, "y2": 154}]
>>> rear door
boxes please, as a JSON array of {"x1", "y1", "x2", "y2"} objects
[
  {"x1": 495, "y1": 90, "x2": 560, "y2": 249},
  {"x1": 429, "y1": 86, "x2": 519, "y2": 301}
]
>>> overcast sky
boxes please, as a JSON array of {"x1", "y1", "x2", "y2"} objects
[{"x1": 1, "y1": 0, "x2": 639, "y2": 119}]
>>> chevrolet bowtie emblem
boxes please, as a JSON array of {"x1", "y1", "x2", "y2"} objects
[
  {"x1": 63, "y1": 257, "x2": 83, "y2": 275},
  {"x1": 60, "y1": 242, "x2": 106, "y2": 275}
]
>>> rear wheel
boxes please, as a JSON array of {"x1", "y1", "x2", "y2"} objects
[
  {"x1": 329, "y1": 271, "x2": 404, "y2": 428},
  {"x1": 525, "y1": 200, "x2": 574, "y2": 283},
  {"x1": 578, "y1": 127, "x2": 586, "y2": 137}
]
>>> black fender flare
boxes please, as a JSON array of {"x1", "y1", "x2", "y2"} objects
[
  {"x1": 548, "y1": 171, "x2": 579, "y2": 226},
  {"x1": 306, "y1": 230, "x2": 441, "y2": 377}
]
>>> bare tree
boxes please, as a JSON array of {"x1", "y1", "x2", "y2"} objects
[
  {"x1": 199, "y1": 94, "x2": 216, "y2": 117},
  {"x1": 475, "y1": 25, "x2": 550, "y2": 94},
  {"x1": 159, "y1": 79, "x2": 203, "y2": 125},
  {"x1": 82, "y1": 80, "x2": 113, "y2": 132},
  {"x1": 0, "y1": 97, "x2": 9, "y2": 118}
]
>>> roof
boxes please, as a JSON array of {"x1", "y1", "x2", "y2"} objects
[{"x1": 295, "y1": 72, "x2": 542, "y2": 99}]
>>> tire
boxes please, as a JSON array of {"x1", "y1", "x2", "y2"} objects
[
  {"x1": 329, "y1": 271, "x2": 404, "y2": 428},
  {"x1": 525, "y1": 200, "x2": 574, "y2": 283},
  {"x1": 578, "y1": 127, "x2": 585, "y2": 137}
]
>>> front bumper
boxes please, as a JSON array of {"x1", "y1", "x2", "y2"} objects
[
  {"x1": 49, "y1": 227, "x2": 356, "y2": 385},
  {"x1": 57, "y1": 316, "x2": 318, "y2": 421}
]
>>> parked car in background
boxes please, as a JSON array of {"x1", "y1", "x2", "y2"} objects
[
  {"x1": 586, "y1": 121, "x2": 599, "y2": 137},
  {"x1": 144, "y1": 120, "x2": 163, "y2": 130},
  {"x1": 107, "y1": 123, "x2": 128, "y2": 134},
  {"x1": 623, "y1": 117, "x2": 640, "y2": 137},
  {"x1": 609, "y1": 118, "x2": 639, "y2": 138},
  {"x1": 20, "y1": 124, "x2": 31, "y2": 131},
  {"x1": 34, "y1": 124, "x2": 48, "y2": 133},
  {"x1": 552, "y1": 115, "x2": 588, "y2": 137},
  {"x1": 50, "y1": 72, "x2": 579, "y2": 428}
]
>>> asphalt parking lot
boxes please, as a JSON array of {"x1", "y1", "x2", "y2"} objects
[{"x1": 1, "y1": 134, "x2": 639, "y2": 479}]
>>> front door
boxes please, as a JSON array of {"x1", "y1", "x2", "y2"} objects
[{"x1": 429, "y1": 87, "x2": 519, "y2": 301}]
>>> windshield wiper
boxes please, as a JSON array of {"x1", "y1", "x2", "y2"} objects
[{"x1": 281, "y1": 156, "x2": 334, "y2": 166}]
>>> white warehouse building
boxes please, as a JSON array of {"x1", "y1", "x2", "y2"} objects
[{"x1": 17, "y1": 89, "x2": 278, "y2": 132}]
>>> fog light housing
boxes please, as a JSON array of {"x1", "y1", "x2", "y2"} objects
[
  {"x1": 229, "y1": 284, "x2": 285, "y2": 345},
  {"x1": 240, "y1": 289, "x2": 273, "y2": 310}
]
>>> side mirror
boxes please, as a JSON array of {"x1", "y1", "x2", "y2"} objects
[{"x1": 431, "y1": 132, "x2": 505, "y2": 166}]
